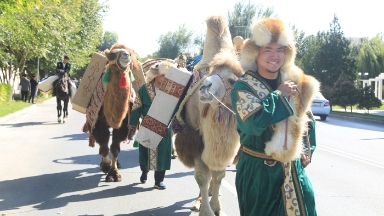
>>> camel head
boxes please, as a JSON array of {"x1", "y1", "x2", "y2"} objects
[
  {"x1": 199, "y1": 51, "x2": 243, "y2": 109},
  {"x1": 104, "y1": 43, "x2": 133, "y2": 71},
  {"x1": 103, "y1": 43, "x2": 141, "y2": 89}
]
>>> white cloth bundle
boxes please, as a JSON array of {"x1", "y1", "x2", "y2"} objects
[{"x1": 38, "y1": 75, "x2": 59, "y2": 92}]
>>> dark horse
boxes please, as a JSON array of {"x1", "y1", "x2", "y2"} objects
[{"x1": 54, "y1": 71, "x2": 70, "y2": 123}]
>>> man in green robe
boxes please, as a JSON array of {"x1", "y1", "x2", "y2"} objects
[
  {"x1": 230, "y1": 18, "x2": 318, "y2": 216},
  {"x1": 128, "y1": 64, "x2": 172, "y2": 190}
]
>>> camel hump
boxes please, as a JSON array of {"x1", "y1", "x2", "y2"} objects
[{"x1": 196, "y1": 15, "x2": 234, "y2": 70}]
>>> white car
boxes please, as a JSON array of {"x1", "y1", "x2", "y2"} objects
[{"x1": 311, "y1": 92, "x2": 331, "y2": 121}]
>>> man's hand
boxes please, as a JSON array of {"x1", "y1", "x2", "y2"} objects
[
  {"x1": 277, "y1": 80, "x2": 297, "y2": 97},
  {"x1": 301, "y1": 155, "x2": 310, "y2": 168}
]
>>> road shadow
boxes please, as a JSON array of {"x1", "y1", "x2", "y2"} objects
[
  {"x1": 53, "y1": 149, "x2": 140, "y2": 169},
  {"x1": 0, "y1": 121, "x2": 59, "y2": 128},
  {"x1": 51, "y1": 132, "x2": 90, "y2": 141},
  {"x1": 115, "y1": 198, "x2": 196, "y2": 216},
  {"x1": 0, "y1": 150, "x2": 145, "y2": 212},
  {"x1": 165, "y1": 171, "x2": 194, "y2": 179}
]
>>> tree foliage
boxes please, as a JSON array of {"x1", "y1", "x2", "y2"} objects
[
  {"x1": 227, "y1": 2, "x2": 274, "y2": 39},
  {"x1": 97, "y1": 31, "x2": 119, "y2": 52},
  {"x1": 156, "y1": 24, "x2": 194, "y2": 59},
  {"x1": 332, "y1": 73, "x2": 360, "y2": 112},
  {"x1": 0, "y1": 0, "x2": 107, "y2": 84},
  {"x1": 358, "y1": 86, "x2": 382, "y2": 113},
  {"x1": 356, "y1": 35, "x2": 384, "y2": 79}
]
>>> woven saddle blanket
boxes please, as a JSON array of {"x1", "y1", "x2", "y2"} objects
[
  {"x1": 85, "y1": 73, "x2": 106, "y2": 133},
  {"x1": 135, "y1": 66, "x2": 192, "y2": 149}
]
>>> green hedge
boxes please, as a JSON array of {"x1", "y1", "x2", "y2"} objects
[{"x1": 0, "y1": 84, "x2": 12, "y2": 104}]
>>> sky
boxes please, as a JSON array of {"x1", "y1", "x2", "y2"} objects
[{"x1": 102, "y1": 0, "x2": 383, "y2": 57}]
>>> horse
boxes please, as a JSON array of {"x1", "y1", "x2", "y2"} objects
[{"x1": 54, "y1": 71, "x2": 70, "y2": 123}]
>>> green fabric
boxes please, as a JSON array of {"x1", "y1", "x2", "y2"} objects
[
  {"x1": 56, "y1": 62, "x2": 71, "y2": 77},
  {"x1": 230, "y1": 70, "x2": 317, "y2": 216},
  {"x1": 129, "y1": 82, "x2": 172, "y2": 171}
]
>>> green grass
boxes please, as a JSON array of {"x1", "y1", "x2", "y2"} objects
[
  {"x1": 333, "y1": 104, "x2": 384, "y2": 110},
  {"x1": 0, "y1": 101, "x2": 32, "y2": 117},
  {"x1": 331, "y1": 110, "x2": 384, "y2": 122},
  {"x1": 0, "y1": 91, "x2": 53, "y2": 118}
]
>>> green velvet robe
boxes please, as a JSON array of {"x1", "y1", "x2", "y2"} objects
[
  {"x1": 129, "y1": 82, "x2": 172, "y2": 171},
  {"x1": 230, "y1": 70, "x2": 317, "y2": 216}
]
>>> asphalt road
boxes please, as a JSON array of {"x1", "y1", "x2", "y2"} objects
[{"x1": 0, "y1": 98, "x2": 383, "y2": 216}]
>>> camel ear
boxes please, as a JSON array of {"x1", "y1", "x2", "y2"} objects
[{"x1": 104, "y1": 49, "x2": 110, "y2": 59}]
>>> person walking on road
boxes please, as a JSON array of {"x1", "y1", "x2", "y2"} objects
[
  {"x1": 28, "y1": 75, "x2": 38, "y2": 104},
  {"x1": 128, "y1": 62, "x2": 172, "y2": 190},
  {"x1": 19, "y1": 74, "x2": 30, "y2": 102},
  {"x1": 230, "y1": 17, "x2": 319, "y2": 216}
]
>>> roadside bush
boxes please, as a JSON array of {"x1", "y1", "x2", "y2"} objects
[{"x1": 0, "y1": 84, "x2": 12, "y2": 104}]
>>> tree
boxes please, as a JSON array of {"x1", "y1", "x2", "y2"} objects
[
  {"x1": 332, "y1": 73, "x2": 360, "y2": 112},
  {"x1": 291, "y1": 25, "x2": 306, "y2": 67},
  {"x1": 356, "y1": 35, "x2": 384, "y2": 79},
  {"x1": 227, "y1": 2, "x2": 274, "y2": 39},
  {"x1": 97, "y1": 31, "x2": 119, "y2": 52},
  {"x1": 309, "y1": 14, "x2": 357, "y2": 102},
  {"x1": 156, "y1": 24, "x2": 194, "y2": 59},
  {"x1": 300, "y1": 35, "x2": 321, "y2": 77},
  {"x1": 358, "y1": 86, "x2": 382, "y2": 113}
]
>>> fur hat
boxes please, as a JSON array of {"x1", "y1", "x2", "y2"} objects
[
  {"x1": 145, "y1": 60, "x2": 173, "y2": 82},
  {"x1": 240, "y1": 18, "x2": 297, "y2": 72}
]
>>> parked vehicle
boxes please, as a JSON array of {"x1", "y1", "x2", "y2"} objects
[{"x1": 311, "y1": 92, "x2": 330, "y2": 121}]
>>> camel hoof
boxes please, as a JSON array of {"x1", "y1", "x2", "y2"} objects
[
  {"x1": 100, "y1": 162, "x2": 111, "y2": 174},
  {"x1": 105, "y1": 168, "x2": 122, "y2": 182},
  {"x1": 190, "y1": 198, "x2": 201, "y2": 212},
  {"x1": 58, "y1": 118, "x2": 61, "y2": 123}
]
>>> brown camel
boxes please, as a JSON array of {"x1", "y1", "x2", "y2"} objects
[
  {"x1": 83, "y1": 43, "x2": 141, "y2": 182},
  {"x1": 173, "y1": 15, "x2": 243, "y2": 216}
]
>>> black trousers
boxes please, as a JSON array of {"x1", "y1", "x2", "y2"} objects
[
  {"x1": 29, "y1": 88, "x2": 37, "y2": 103},
  {"x1": 140, "y1": 164, "x2": 166, "y2": 182},
  {"x1": 21, "y1": 90, "x2": 28, "y2": 102}
]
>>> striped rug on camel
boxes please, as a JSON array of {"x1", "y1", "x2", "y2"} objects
[{"x1": 135, "y1": 66, "x2": 192, "y2": 150}]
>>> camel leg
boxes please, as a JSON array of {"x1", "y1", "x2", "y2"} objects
[
  {"x1": 192, "y1": 180, "x2": 214, "y2": 212},
  {"x1": 195, "y1": 159, "x2": 214, "y2": 216},
  {"x1": 56, "y1": 97, "x2": 62, "y2": 123},
  {"x1": 210, "y1": 169, "x2": 225, "y2": 216},
  {"x1": 105, "y1": 116, "x2": 128, "y2": 182},
  {"x1": 92, "y1": 115, "x2": 111, "y2": 174}
]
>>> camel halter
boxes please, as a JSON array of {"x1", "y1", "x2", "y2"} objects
[
  {"x1": 207, "y1": 73, "x2": 235, "y2": 115},
  {"x1": 205, "y1": 73, "x2": 236, "y2": 123}
]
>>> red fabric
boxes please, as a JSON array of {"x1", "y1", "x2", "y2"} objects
[{"x1": 119, "y1": 72, "x2": 129, "y2": 88}]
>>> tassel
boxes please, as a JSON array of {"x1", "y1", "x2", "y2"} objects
[
  {"x1": 212, "y1": 105, "x2": 224, "y2": 124},
  {"x1": 129, "y1": 70, "x2": 135, "y2": 82},
  {"x1": 119, "y1": 71, "x2": 129, "y2": 88},
  {"x1": 102, "y1": 69, "x2": 110, "y2": 84},
  {"x1": 201, "y1": 104, "x2": 210, "y2": 118}
]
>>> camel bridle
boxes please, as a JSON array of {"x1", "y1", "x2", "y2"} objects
[{"x1": 108, "y1": 50, "x2": 132, "y2": 72}]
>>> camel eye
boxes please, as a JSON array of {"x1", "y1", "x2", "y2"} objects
[
  {"x1": 227, "y1": 78, "x2": 236, "y2": 85},
  {"x1": 109, "y1": 52, "x2": 116, "y2": 60}
]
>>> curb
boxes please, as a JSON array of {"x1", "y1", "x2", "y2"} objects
[{"x1": 329, "y1": 113, "x2": 384, "y2": 126}]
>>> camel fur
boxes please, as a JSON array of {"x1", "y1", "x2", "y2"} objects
[
  {"x1": 174, "y1": 15, "x2": 242, "y2": 216},
  {"x1": 85, "y1": 43, "x2": 141, "y2": 182}
]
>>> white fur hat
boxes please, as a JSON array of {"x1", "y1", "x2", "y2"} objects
[
  {"x1": 240, "y1": 18, "x2": 297, "y2": 72},
  {"x1": 145, "y1": 60, "x2": 173, "y2": 82}
]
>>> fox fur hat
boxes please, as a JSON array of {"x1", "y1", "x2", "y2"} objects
[
  {"x1": 145, "y1": 60, "x2": 173, "y2": 82},
  {"x1": 240, "y1": 17, "x2": 297, "y2": 72}
]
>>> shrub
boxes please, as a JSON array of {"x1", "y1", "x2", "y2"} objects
[{"x1": 0, "y1": 84, "x2": 12, "y2": 104}]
